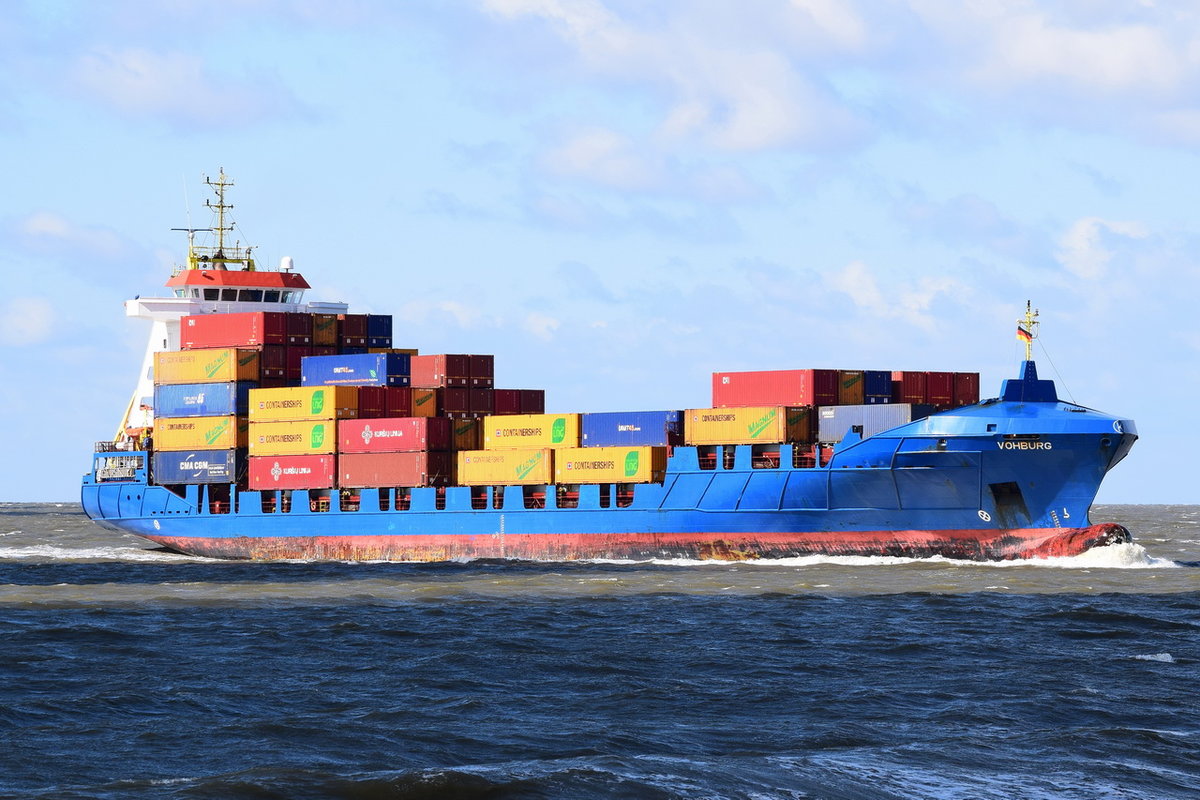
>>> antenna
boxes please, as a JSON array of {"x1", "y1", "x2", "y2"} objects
[{"x1": 1017, "y1": 300, "x2": 1039, "y2": 362}]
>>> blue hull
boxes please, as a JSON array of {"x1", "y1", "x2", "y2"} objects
[{"x1": 82, "y1": 363, "x2": 1137, "y2": 561}]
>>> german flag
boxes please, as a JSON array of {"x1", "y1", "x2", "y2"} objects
[{"x1": 1016, "y1": 326, "x2": 1033, "y2": 343}]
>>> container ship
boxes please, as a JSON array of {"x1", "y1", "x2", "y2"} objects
[{"x1": 81, "y1": 171, "x2": 1138, "y2": 562}]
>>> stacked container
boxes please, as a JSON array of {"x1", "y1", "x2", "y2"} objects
[
  {"x1": 684, "y1": 406, "x2": 814, "y2": 445},
  {"x1": 246, "y1": 386, "x2": 358, "y2": 490},
  {"x1": 338, "y1": 417, "x2": 454, "y2": 487}
]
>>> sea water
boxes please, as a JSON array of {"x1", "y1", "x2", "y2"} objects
[{"x1": 1, "y1": 504, "x2": 1197, "y2": 799}]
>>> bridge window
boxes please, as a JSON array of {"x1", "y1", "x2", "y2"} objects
[
  {"x1": 264, "y1": 290, "x2": 281, "y2": 302},
  {"x1": 221, "y1": 289, "x2": 238, "y2": 301},
  {"x1": 204, "y1": 288, "x2": 219, "y2": 300}
]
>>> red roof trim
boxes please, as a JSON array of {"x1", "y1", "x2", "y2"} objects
[{"x1": 165, "y1": 271, "x2": 312, "y2": 289}]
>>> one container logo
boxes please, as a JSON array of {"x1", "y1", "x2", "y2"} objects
[
  {"x1": 205, "y1": 419, "x2": 230, "y2": 446},
  {"x1": 624, "y1": 450, "x2": 639, "y2": 477},
  {"x1": 361, "y1": 425, "x2": 373, "y2": 444},
  {"x1": 747, "y1": 408, "x2": 778, "y2": 439},
  {"x1": 311, "y1": 389, "x2": 325, "y2": 415},
  {"x1": 551, "y1": 417, "x2": 567, "y2": 443},
  {"x1": 515, "y1": 451, "x2": 544, "y2": 479},
  {"x1": 311, "y1": 423, "x2": 325, "y2": 450},
  {"x1": 205, "y1": 352, "x2": 229, "y2": 379}
]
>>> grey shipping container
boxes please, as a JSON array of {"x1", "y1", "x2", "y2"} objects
[{"x1": 817, "y1": 403, "x2": 936, "y2": 444}]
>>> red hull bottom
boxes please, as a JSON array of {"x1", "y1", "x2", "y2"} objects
[{"x1": 144, "y1": 524, "x2": 1131, "y2": 562}]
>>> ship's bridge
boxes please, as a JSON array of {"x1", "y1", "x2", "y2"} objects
[{"x1": 165, "y1": 265, "x2": 311, "y2": 304}]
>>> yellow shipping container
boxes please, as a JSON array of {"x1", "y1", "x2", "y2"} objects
[
  {"x1": 457, "y1": 448, "x2": 553, "y2": 485},
  {"x1": 482, "y1": 413, "x2": 580, "y2": 449},
  {"x1": 248, "y1": 420, "x2": 337, "y2": 456},
  {"x1": 684, "y1": 406, "x2": 812, "y2": 445},
  {"x1": 554, "y1": 446, "x2": 667, "y2": 484},
  {"x1": 838, "y1": 370, "x2": 864, "y2": 405},
  {"x1": 154, "y1": 348, "x2": 260, "y2": 385},
  {"x1": 248, "y1": 386, "x2": 359, "y2": 423},
  {"x1": 154, "y1": 415, "x2": 248, "y2": 451}
]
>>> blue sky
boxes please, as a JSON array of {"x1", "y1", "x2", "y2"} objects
[{"x1": 2, "y1": 0, "x2": 1197, "y2": 503}]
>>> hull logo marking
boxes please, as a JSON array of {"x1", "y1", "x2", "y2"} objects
[{"x1": 978, "y1": 510, "x2": 991, "y2": 522}]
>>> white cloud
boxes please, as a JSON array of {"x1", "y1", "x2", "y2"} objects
[
  {"x1": 484, "y1": 0, "x2": 867, "y2": 152},
  {"x1": 1056, "y1": 217, "x2": 1149, "y2": 280},
  {"x1": 70, "y1": 47, "x2": 299, "y2": 127},
  {"x1": 0, "y1": 297, "x2": 55, "y2": 345},
  {"x1": 523, "y1": 311, "x2": 561, "y2": 339},
  {"x1": 543, "y1": 128, "x2": 663, "y2": 189},
  {"x1": 20, "y1": 212, "x2": 125, "y2": 258},
  {"x1": 825, "y1": 260, "x2": 963, "y2": 331}
]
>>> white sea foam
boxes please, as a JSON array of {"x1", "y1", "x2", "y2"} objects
[
  {"x1": 1134, "y1": 653, "x2": 1176, "y2": 663},
  {"x1": 0, "y1": 543, "x2": 203, "y2": 562},
  {"x1": 584, "y1": 541, "x2": 1177, "y2": 570}
]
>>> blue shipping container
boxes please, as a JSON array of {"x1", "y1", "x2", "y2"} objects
[
  {"x1": 153, "y1": 382, "x2": 254, "y2": 417},
  {"x1": 301, "y1": 353, "x2": 412, "y2": 387},
  {"x1": 580, "y1": 410, "x2": 683, "y2": 447},
  {"x1": 152, "y1": 449, "x2": 241, "y2": 483},
  {"x1": 366, "y1": 314, "x2": 393, "y2": 337},
  {"x1": 863, "y1": 370, "x2": 893, "y2": 404}
]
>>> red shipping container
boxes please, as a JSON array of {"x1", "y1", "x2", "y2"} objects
[
  {"x1": 259, "y1": 376, "x2": 288, "y2": 389},
  {"x1": 926, "y1": 371, "x2": 954, "y2": 408},
  {"x1": 181, "y1": 312, "x2": 289, "y2": 349},
  {"x1": 285, "y1": 345, "x2": 312, "y2": 382},
  {"x1": 339, "y1": 416, "x2": 452, "y2": 453},
  {"x1": 493, "y1": 389, "x2": 522, "y2": 415},
  {"x1": 259, "y1": 344, "x2": 286, "y2": 369},
  {"x1": 891, "y1": 371, "x2": 928, "y2": 404},
  {"x1": 248, "y1": 454, "x2": 336, "y2": 490},
  {"x1": 313, "y1": 345, "x2": 338, "y2": 357},
  {"x1": 953, "y1": 372, "x2": 980, "y2": 408},
  {"x1": 470, "y1": 387, "x2": 494, "y2": 414},
  {"x1": 284, "y1": 312, "x2": 313, "y2": 345},
  {"x1": 712, "y1": 369, "x2": 838, "y2": 407},
  {"x1": 520, "y1": 389, "x2": 546, "y2": 414},
  {"x1": 442, "y1": 386, "x2": 470, "y2": 414},
  {"x1": 410, "y1": 354, "x2": 470, "y2": 388},
  {"x1": 469, "y1": 354, "x2": 494, "y2": 387},
  {"x1": 339, "y1": 314, "x2": 368, "y2": 347},
  {"x1": 339, "y1": 450, "x2": 454, "y2": 487}
]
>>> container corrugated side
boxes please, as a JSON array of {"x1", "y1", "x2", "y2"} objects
[
  {"x1": 838, "y1": 370, "x2": 864, "y2": 405},
  {"x1": 180, "y1": 312, "x2": 289, "y2": 349},
  {"x1": 312, "y1": 314, "x2": 339, "y2": 346},
  {"x1": 926, "y1": 371, "x2": 954, "y2": 408},
  {"x1": 338, "y1": 417, "x2": 452, "y2": 453},
  {"x1": 154, "y1": 348, "x2": 261, "y2": 385},
  {"x1": 953, "y1": 372, "x2": 980, "y2": 407},
  {"x1": 457, "y1": 448, "x2": 553, "y2": 485},
  {"x1": 155, "y1": 415, "x2": 249, "y2": 451},
  {"x1": 712, "y1": 369, "x2": 838, "y2": 407},
  {"x1": 300, "y1": 353, "x2": 411, "y2": 387},
  {"x1": 469, "y1": 354, "x2": 494, "y2": 387},
  {"x1": 410, "y1": 354, "x2": 470, "y2": 388},
  {"x1": 451, "y1": 417, "x2": 480, "y2": 450},
  {"x1": 248, "y1": 454, "x2": 336, "y2": 490},
  {"x1": 817, "y1": 403, "x2": 936, "y2": 443},
  {"x1": 863, "y1": 370, "x2": 893, "y2": 404},
  {"x1": 411, "y1": 388, "x2": 440, "y2": 417},
  {"x1": 153, "y1": 382, "x2": 253, "y2": 418},
  {"x1": 248, "y1": 386, "x2": 359, "y2": 423},
  {"x1": 891, "y1": 371, "x2": 928, "y2": 404},
  {"x1": 553, "y1": 446, "x2": 667, "y2": 484},
  {"x1": 482, "y1": 413, "x2": 581, "y2": 449},
  {"x1": 248, "y1": 420, "x2": 337, "y2": 456},
  {"x1": 339, "y1": 451, "x2": 454, "y2": 487},
  {"x1": 580, "y1": 410, "x2": 682, "y2": 447},
  {"x1": 153, "y1": 449, "x2": 241, "y2": 483},
  {"x1": 357, "y1": 387, "x2": 413, "y2": 418},
  {"x1": 684, "y1": 406, "x2": 812, "y2": 445}
]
